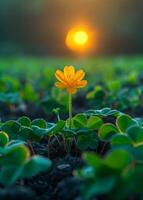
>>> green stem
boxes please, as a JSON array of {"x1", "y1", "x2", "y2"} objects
[
  {"x1": 69, "y1": 93, "x2": 72, "y2": 128},
  {"x1": 57, "y1": 113, "x2": 60, "y2": 121}
]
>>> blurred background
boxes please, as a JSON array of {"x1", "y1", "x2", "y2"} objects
[{"x1": 0, "y1": 0, "x2": 143, "y2": 56}]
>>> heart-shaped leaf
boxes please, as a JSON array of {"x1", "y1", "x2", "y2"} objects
[
  {"x1": 99, "y1": 123, "x2": 118, "y2": 141},
  {"x1": 77, "y1": 132, "x2": 98, "y2": 150},
  {"x1": 105, "y1": 149, "x2": 133, "y2": 170},
  {"x1": 111, "y1": 134, "x2": 132, "y2": 147},
  {"x1": 0, "y1": 144, "x2": 30, "y2": 166},
  {"x1": 127, "y1": 125, "x2": 143, "y2": 147},
  {"x1": 1, "y1": 120, "x2": 21, "y2": 140},
  {"x1": 87, "y1": 116, "x2": 103, "y2": 130},
  {"x1": 116, "y1": 114, "x2": 137, "y2": 133},
  {"x1": 18, "y1": 116, "x2": 31, "y2": 127},
  {"x1": 21, "y1": 156, "x2": 52, "y2": 178},
  {"x1": 73, "y1": 114, "x2": 87, "y2": 128},
  {"x1": 31, "y1": 119, "x2": 47, "y2": 128}
]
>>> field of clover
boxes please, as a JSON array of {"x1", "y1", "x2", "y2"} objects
[{"x1": 0, "y1": 57, "x2": 143, "y2": 200}]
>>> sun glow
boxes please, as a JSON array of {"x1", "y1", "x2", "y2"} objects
[
  {"x1": 66, "y1": 28, "x2": 90, "y2": 52},
  {"x1": 73, "y1": 31, "x2": 88, "y2": 45}
]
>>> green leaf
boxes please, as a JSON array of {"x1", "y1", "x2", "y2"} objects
[
  {"x1": 86, "y1": 108, "x2": 121, "y2": 117},
  {"x1": 22, "y1": 156, "x2": 52, "y2": 178},
  {"x1": 127, "y1": 165, "x2": 143, "y2": 194},
  {"x1": 83, "y1": 176, "x2": 116, "y2": 200},
  {"x1": 134, "y1": 117, "x2": 143, "y2": 126},
  {"x1": 30, "y1": 121, "x2": 65, "y2": 138},
  {"x1": 86, "y1": 85, "x2": 106, "y2": 100},
  {"x1": 127, "y1": 71, "x2": 138, "y2": 85},
  {"x1": 105, "y1": 149, "x2": 133, "y2": 170},
  {"x1": 1, "y1": 120, "x2": 21, "y2": 139},
  {"x1": 0, "y1": 93, "x2": 20, "y2": 104},
  {"x1": 73, "y1": 114, "x2": 103, "y2": 130},
  {"x1": 132, "y1": 146, "x2": 143, "y2": 161},
  {"x1": 7, "y1": 140, "x2": 26, "y2": 146},
  {"x1": 0, "y1": 144, "x2": 30, "y2": 166},
  {"x1": 87, "y1": 116, "x2": 103, "y2": 130},
  {"x1": 127, "y1": 126, "x2": 143, "y2": 146},
  {"x1": 0, "y1": 156, "x2": 52, "y2": 186},
  {"x1": 107, "y1": 80, "x2": 121, "y2": 92},
  {"x1": 99, "y1": 123, "x2": 118, "y2": 141},
  {"x1": 31, "y1": 119, "x2": 47, "y2": 128},
  {"x1": 111, "y1": 134, "x2": 132, "y2": 147},
  {"x1": 62, "y1": 128, "x2": 76, "y2": 138},
  {"x1": 0, "y1": 166, "x2": 24, "y2": 186},
  {"x1": 83, "y1": 152, "x2": 102, "y2": 169},
  {"x1": 22, "y1": 83, "x2": 38, "y2": 102},
  {"x1": 116, "y1": 114, "x2": 137, "y2": 133},
  {"x1": 47, "y1": 120, "x2": 65, "y2": 135},
  {"x1": 73, "y1": 114, "x2": 87, "y2": 128},
  {"x1": 77, "y1": 132, "x2": 98, "y2": 150},
  {"x1": 0, "y1": 131, "x2": 9, "y2": 147},
  {"x1": 19, "y1": 127, "x2": 35, "y2": 141},
  {"x1": 18, "y1": 116, "x2": 31, "y2": 127},
  {"x1": 31, "y1": 126, "x2": 48, "y2": 140},
  {"x1": 101, "y1": 108, "x2": 112, "y2": 115}
]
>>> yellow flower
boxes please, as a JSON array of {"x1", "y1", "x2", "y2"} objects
[{"x1": 55, "y1": 66, "x2": 87, "y2": 94}]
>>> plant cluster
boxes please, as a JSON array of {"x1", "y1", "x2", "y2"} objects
[
  {"x1": 75, "y1": 112, "x2": 143, "y2": 200},
  {"x1": 0, "y1": 58, "x2": 143, "y2": 120},
  {"x1": 0, "y1": 131, "x2": 51, "y2": 186},
  {"x1": 0, "y1": 62, "x2": 142, "y2": 200}
]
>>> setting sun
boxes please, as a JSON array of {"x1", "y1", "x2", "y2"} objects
[
  {"x1": 73, "y1": 31, "x2": 88, "y2": 45},
  {"x1": 66, "y1": 28, "x2": 90, "y2": 52}
]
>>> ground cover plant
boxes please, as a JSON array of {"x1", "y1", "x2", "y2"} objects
[{"x1": 0, "y1": 57, "x2": 143, "y2": 200}]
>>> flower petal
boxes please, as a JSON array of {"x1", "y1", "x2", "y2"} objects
[
  {"x1": 67, "y1": 87, "x2": 77, "y2": 94},
  {"x1": 64, "y1": 66, "x2": 75, "y2": 80},
  {"x1": 76, "y1": 80, "x2": 88, "y2": 88},
  {"x1": 55, "y1": 82, "x2": 66, "y2": 89},
  {"x1": 75, "y1": 70, "x2": 85, "y2": 81},
  {"x1": 55, "y1": 70, "x2": 66, "y2": 84}
]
